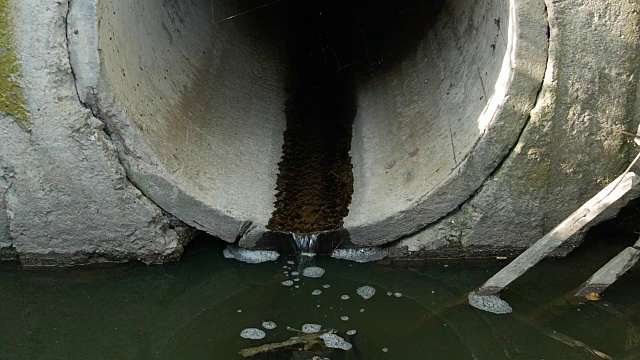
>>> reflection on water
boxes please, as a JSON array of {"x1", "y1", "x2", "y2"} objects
[{"x1": 0, "y1": 230, "x2": 639, "y2": 359}]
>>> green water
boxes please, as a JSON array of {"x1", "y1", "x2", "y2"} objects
[{"x1": 1, "y1": 231, "x2": 639, "y2": 359}]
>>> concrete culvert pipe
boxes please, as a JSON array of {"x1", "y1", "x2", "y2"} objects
[{"x1": 68, "y1": 0, "x2": 547, "y2": 247}]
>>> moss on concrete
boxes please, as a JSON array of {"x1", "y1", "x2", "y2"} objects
[
  {"x1": 0, "y1": 0, "x2": 30, "y2": 131},
  {"x1": 528, "y1": 160, "x2": 552, "y2": 187}
]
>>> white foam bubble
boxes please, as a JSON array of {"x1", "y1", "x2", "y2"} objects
[
  {"x1": 240, "y1": 328, "x2": 266, "y2": 340},
  {"x1": 346, "y1": 329, "x2": 357, "y2": 336},
  {"x1": 341, "y1": 295, "x2": 350, "y2": 300},
  {"x1": 382, "y1": 347, "x2": 389, "y2": 352},
  {"x1": 287, "y1": 260, "x2": 295, "y2": 265},
  {"x1": 330, "y1": 248, "x2": 387, "y2": 263},
  {"x1": 291, "y1": 271, "x2": 300, "y2": 276},
  {"x1": 356, "y1": 286, "x2": 376, "y2": 300},
  {"x1": 223, "y1": 245, "x2": 280, "y2": 264},
  {"x1": 293, "y1": 278, "x2": 300, "y2": 282},
  {"x1": 302, "y1": 266, "x2": 325, "y2": 278},
  {"x1": 282, "y1": 280, "x2": 294, "y2": 287},
  {"x1": 320, "y1": 333, "x2": 352, "y2": 351},
  {"x1": 394, "y1": 292, "x2": 403, "y2": 298},
  {"x1": 262, "y1": 321, "x2": 277, "y2": 330},
  {"x1": 359, "y1": 308, "x2": 365, "y2": 313},
  {"x1": 302, "y1": 324, "x2": 322, "y2": 333},
  {"x1": 312, "y1": 289, "x2": 322, "y2": 296},
  {"x1": 322, "y1": 284, "x2": 331, "y2": 289},
  {"x1": 340, "y1": 316, "x2": 349, "y2": 321},
  {"x1": 387, "y1": 292, "x2": 392, "y2": 296}
]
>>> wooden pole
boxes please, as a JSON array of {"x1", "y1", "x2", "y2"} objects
[{"x1": 470, "y1": 170, "x2": 638, "y2": 313}]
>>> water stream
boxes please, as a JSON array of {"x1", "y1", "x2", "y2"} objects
[{"x1": 292, "y1": 233, "x2": 320, "y2": 257}]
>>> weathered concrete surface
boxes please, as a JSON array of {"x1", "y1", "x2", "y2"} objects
[
  {"x1": 345, "y1": 0, "x2": 548, "y2": 245},
  {"x1": 390, "y1": 0, "x2": 640, "y2": 258},
  {"x1": 77, "y1": 0, "x2": 547, "y2": 246},
  {"x1": 84, "y1": 0, "x2": 287, "y2": 241},
  {"x1": 575, "y1": 245, "x2": 640, "y2": 298},
  {"x1": 0, "y1": 0, "x2": 639, "y2": 264},
  {"x1": 0, "y1": 0, "x2": 193, "y2": 265}
]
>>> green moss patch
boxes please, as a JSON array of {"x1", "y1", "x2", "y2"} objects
[{"x1": 0, "y1": 0, "x2": 30, "y2": 131}]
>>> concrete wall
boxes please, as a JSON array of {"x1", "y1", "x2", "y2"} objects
[{"x1": 0, "y1": 0, "x2": 638, "y2": 265}]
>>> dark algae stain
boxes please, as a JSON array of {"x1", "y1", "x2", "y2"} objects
[
  {"x1": 268, "y1": 78, "x2": 355, "y2": 233},
  {"x1": 267, "y1": 0, "x2": 360, "y2": 233},
  {"x1": 267, "y1": 0, "x2": 444, "y2": 232}
]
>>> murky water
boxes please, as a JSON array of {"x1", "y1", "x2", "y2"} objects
[{"x1": 1, "y1": 230, "x2": 639, "y2": 359}]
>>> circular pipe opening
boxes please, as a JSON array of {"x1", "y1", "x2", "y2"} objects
[{"x1": 86, "y1": 0, "x2": 546, "y2": 246}]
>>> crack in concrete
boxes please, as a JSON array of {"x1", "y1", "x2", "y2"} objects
[{"x1": 63, "y1": 0, "x2": 192, "y2": 234}]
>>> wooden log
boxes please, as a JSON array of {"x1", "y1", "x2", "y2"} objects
[
  {"x1": 239, "y1": 330, "x2": 336, "y2": 357},
  {"x1": 575, "y1": 244, "x2": 640, "y2": 298},
  {"x1": 470, "y1": 171, "x2": 638, "y2": 313}
]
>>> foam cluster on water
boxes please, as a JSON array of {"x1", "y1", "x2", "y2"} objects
[
  {"x1": 223, "y1": 245, "x2": 279, "y2": 264},
  {"x1": 346, "y1": 329, "x2": 357, "y2": 335},
  {"x1": 468, "y1": 292, "x2": 513, "y2": 314},
  {"x1": 282, "y1": 280, "x2": 294, "y2": 287},
  {"x1": 262, "y1": 321, "x2": 277, "y2": 330},
  {"x1": 331, "y1": 248, "x2": 387, "y2": 263},
  {"x1": 356, "y1": 286, "x2": 376, "y2": 299},
  {"x1": 320, "y1": 333, "x2": 352, "y2": 351},
  {"x1": 302, "y1": 324, "x2": 322, "y2": 333},
  {"x1": 240, "y1": 328, "x2": 266, "y2": 340},
  {"x1": 302, "y1": 266, "x2": 325, "y2": 278},
  {"x1": 312, "y1": 289, "x2": 322, "y2": 295}
]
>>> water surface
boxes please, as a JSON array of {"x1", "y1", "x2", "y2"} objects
[{"x1": 1, "y1": 231, "x2": 639, "y2": 359}]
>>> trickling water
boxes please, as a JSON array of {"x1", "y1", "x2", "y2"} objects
[{"x1": 292, "y1": 233, "x2": 320, "y2": 257}]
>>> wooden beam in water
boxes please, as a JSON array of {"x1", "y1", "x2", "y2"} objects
[
  {"x1": 470, "y1": 171, "x2": 639, "y2": 314},
  {"x1": 575, "y1": 238, "x2": 640, "y2": 298}
]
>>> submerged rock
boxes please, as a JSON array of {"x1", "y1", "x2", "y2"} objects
[
  {"x1": 302, "y1": 266, "x2": 325, "y2": 278},
  {"x1": 223, "y1": 245, "x2": 279, "y2": 264},
  {"x1": 320, "y1": 333, "x2": 352, "y2": 351},
  {"x1": 302, "y1": 324, "x2": 322, "y2": 333},
  {"x1": 331, "y1": 248, "x2": 387, "y2": 263},
  {"x1": 240, "y1": 328, "x2": 266, "y2": 340},
  {"x1": 356, "y1": 286, "x2": 376, "y2": 300}
]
